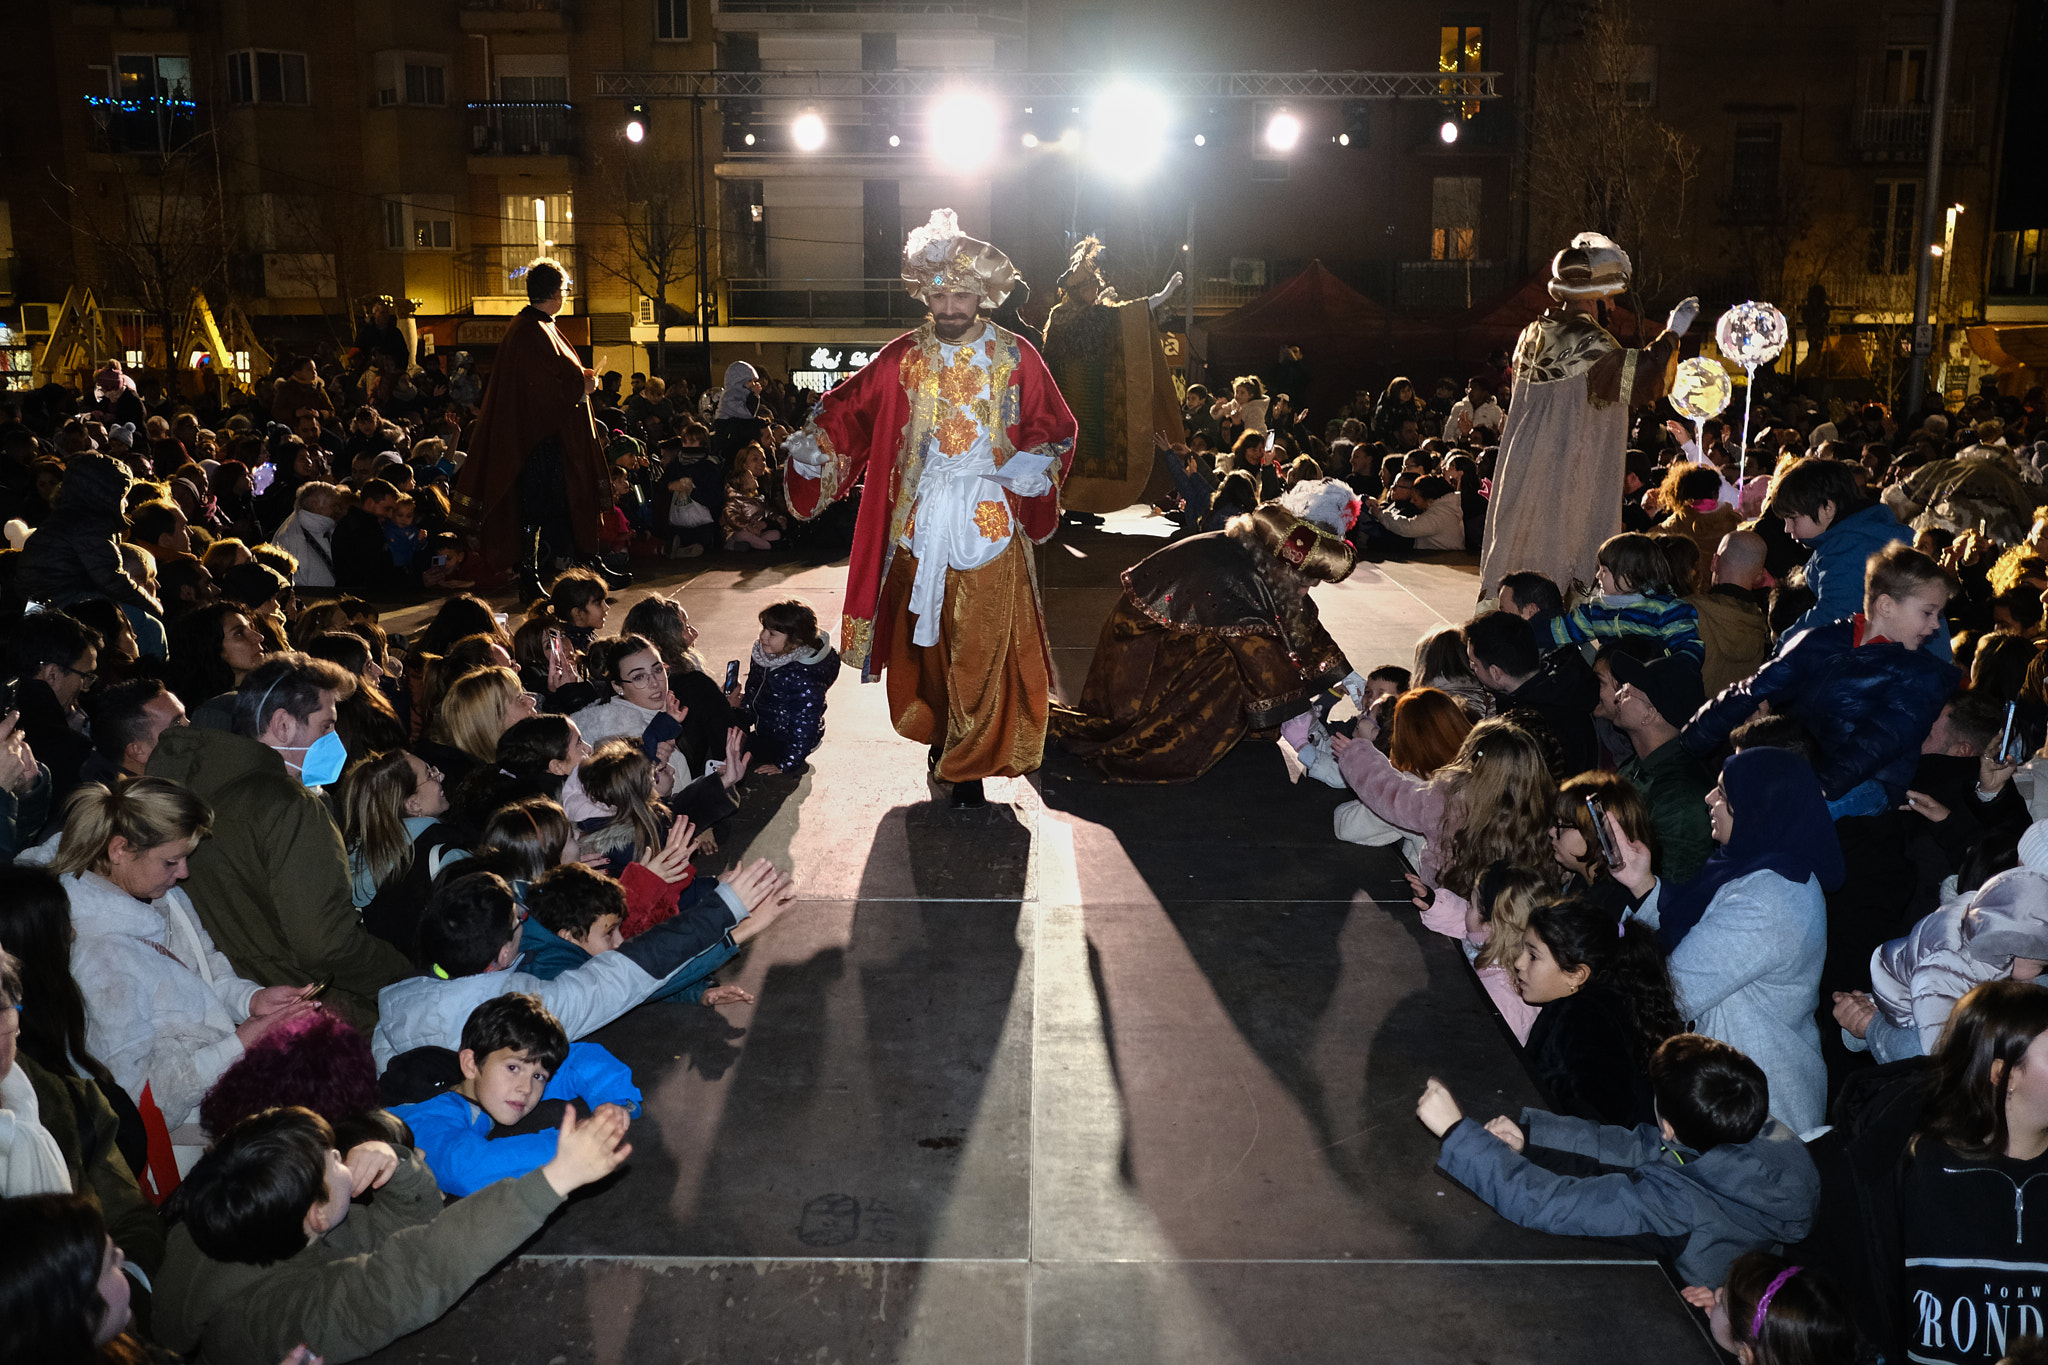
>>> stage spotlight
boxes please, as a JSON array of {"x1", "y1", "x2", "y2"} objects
[
  {"x1": 1264, "y1": 109, "x2": 1302, "y2": 152},
  {"x1": 624, "y1": 101, "x2": 647, "y2": 143},
  {"x1": 743, "y1": 133, "x2": 756, "y2": 146},
  {"x1": 1337, "y1": 132, "x2": 1350, "y2": 146},
  {"x1": 1439, "y1": 119, "x2": 1460, "y2": 145},
  {"x1": 792, "y1": 110, "x2": 827, "y2": 152},
  {"x1": 1089, "y1": 83, "x2": 1171, "y2": 173},
  {"x1": 928, "y1": 90, "x2": 1000, "y2": 171},
  {"x1": 889, "y1": 134, "x2": 901, "y2": 147},
  {"x1": 1022, "y1": 132, "x2": 1040, "y2": 148},
  {"x1": 1193, "y1": 133, "x2": 1206, "y2": 146}
]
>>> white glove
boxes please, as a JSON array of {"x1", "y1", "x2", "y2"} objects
[
  {"x1": 990, "y1": 450, "x2": 1056, "y2": 498},
  {"x1": 1147, "y1": 271, "x2": 1185, "y2": 316},
  {"x1": 782, "y1": 429, "x2": 827, "y2": 478},
  {"x1": 1666, "y1": 296, "x2": 1700, "y2": 337}
]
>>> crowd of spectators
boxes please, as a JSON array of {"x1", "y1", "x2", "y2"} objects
[
  {"x1": 9, "y1": 320, "x2": 2048, "y2": 1364},
  {"x1": 0, "y1": 341, "x2": 861, "y2": 1364}
]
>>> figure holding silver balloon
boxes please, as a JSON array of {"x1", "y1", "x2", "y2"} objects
[{"x1": 1479, "y1": 231, "x2": 1698, "y2": 598}]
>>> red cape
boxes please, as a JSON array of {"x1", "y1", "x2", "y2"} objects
[
  {"x1": 453, "y1": 306, "x2": 607, "y2": 565},
  {"x1": 788, "y1": 320, "x2": 1076, "y2": 678}
]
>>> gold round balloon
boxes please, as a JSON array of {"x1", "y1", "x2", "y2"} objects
[{"x1": 1670, "y1": 356, "x2": 1733, "y2": 422}]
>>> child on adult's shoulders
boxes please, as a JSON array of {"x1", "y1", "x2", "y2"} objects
[{"x1": 392, "y1": 993, "x2": 641, "y2": 1198}]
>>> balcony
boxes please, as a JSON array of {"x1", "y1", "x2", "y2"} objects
[
  {"x1": 459, "y1": 0, "x2": 573, "y2": 32},
  {"x1": 84, "y1": 94, "x2": 199, "y2": 157},
  {"x1": 1853, "y1": 103, "x2": 1978, "y2": 163},
  {"x1": 467, "y1": 103, "x2": 578, "y2": 176},
  {"x1": 1396, "y1": 259, "x2": 1505, "y2": 311},
  {"x1": 455, "y1": 246, "x2": 585, "y2": 315},
  {"x1": 725, "y1": 278, "x2": 926, "y2": 326}
]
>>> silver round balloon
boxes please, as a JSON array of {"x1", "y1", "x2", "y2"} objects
[{"x1": 1714, "y1": 301, "x2": 1790, "y2": 368}]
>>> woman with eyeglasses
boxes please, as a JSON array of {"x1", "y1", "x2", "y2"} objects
[{"x1": 570, "y1": 634, "x2": 696, "y2": 791}]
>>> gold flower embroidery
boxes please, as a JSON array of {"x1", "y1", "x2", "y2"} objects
[
  {"x1": 936, "y1": 358, "x2": 985, "y2": 407},
  {"x1": 935, "y1": 410, "x2": 979, "y2": 456},
  {"x1": 973, "y1": 499, "x2": 1011, "y2": 541}
]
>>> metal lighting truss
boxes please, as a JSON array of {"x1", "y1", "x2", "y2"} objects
[{"x1": 592, "y1": 71, "x2": 1500, "y2": 101}]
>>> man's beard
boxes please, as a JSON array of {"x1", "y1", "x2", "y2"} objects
[{"x1": 932, "y1": 311, "x2": 979, "y2": 341}]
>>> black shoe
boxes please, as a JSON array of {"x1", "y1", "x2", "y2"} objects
[{"x1": 950, "y1": 778, "x2": 986, "y2": 809}]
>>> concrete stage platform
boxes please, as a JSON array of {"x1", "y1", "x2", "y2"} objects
[{"x1": 363, "y1": 515, "x2": 1717, "y2": 1364}]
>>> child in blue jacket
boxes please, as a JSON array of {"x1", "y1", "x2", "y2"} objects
[
  {"x1": 1681, "y1": 541, "x2": 1960, "y2": 814},
  {"x1": 519, "y1": 861, "x2": 752, "y2": 1007},
  {"x1": 392, "y1": 992, "x2": 640, "y2": 1198},
  {"x1": 726, "y1": 597, "x2": 841, "y2": 775}
]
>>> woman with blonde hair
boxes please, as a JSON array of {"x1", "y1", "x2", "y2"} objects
[
  {"x1": 1333, "y1": 715, "x2": 1557, "y2": 899},
  {"x1": 46, "y1": 779, "x2": 315, "y2": 1135},
  {"x1": 338, "y1": 750, "x2": 452, "y2": 955},
  {"x1": 417, "y1": 665, "x2": 536, "y2": 786}
]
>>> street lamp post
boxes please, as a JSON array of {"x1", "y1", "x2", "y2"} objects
[{"x1": 1904, "y1": 0, "x2": 1959, "y2": 414}]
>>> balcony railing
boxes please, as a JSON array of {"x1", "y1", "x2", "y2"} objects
[
  {"x1": 456, "y1": 246, "x2": 585, "y2": 312},
  {"x1": 84, "y1": 94, "x2": 198, "y2": 156},
  {"x1": 726, "y1": 278, "x2": 927, "y2": 325},
  {"x1": 1853, "y1": 103, "x2": 1977, "y2": 162},
  {"x1": 1396, "y1": 259, "x2": 1505, "y2": 310},
  {"x1": 469, "y1": 103, "x2": 578, "y2": 156}
]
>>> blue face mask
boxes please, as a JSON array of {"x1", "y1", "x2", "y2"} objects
[{"x1": 295, "y1": 731, "x2": 348, "y2": 788}]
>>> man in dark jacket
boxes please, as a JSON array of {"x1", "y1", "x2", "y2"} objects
[
  {"x1": 5, "y1": 608, "x2": 102, "y2": 809},
  {"x1": 146, "y1": 654, "x2": 412, "y2": 1027},
  {"x1": 1609, "y1": 652, "x2": 1715, "y2": 884},
  {"x1": 329, "y1": 477, "x2": 405, "y2": 591},
  {"x1": 1463, "y1": 608, "x2": 1601, "y2": 775}
]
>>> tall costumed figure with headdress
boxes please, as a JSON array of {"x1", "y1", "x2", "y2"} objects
[
  {"x1": 781, "y1": 210, "x2": 1078, "y2": 808},
  {"x1": 1039, "y1": 237, "x2": 1187, "y2": 513},
  {"x1": 1478, "y1": 234, "x2": 1698, "y2": 597}
]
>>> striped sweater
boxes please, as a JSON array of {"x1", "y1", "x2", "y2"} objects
[{"x1": 1549, "y1": 591, "x2": 1704, "y2": 664}]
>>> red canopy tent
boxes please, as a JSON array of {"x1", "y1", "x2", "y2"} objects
[
  {"x1": 1201, "y1": 261, "x2": 1397, "y2": 420},
  {"x1": 1440, "y1": 274, "x2": 1650, "y2": 364}
]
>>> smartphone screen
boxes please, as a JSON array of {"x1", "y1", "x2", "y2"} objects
[
  {"x1": 725, "y1": 659, "x2": 741, "y2": 691},
  {"x1": 1587, "y1": 796, "x2": 1623, "y2": 869},
  {"x1": 2003, "y1": 701, "x2": 2020, "y2": 763}
]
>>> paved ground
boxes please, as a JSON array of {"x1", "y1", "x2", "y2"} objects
[{"x1": 362, "y1": 514, "x2": 1717, "y2": 1365}]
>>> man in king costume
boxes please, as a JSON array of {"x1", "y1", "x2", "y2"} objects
[
  {"x1": 1478, "y1": 233, "x2": 1698, "y2": 597},
  {"x1": 1040, "y1": 237, "x2": 1186, "y2": 514},
  {"x1": 782, "y1": 209, "x2": 1077, "y2": 808},
  {"x1": 451, "y1": 255, "x2": 616, "y2": 596}
]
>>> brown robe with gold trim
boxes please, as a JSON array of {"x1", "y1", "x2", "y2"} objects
[{"x1": 1054, "y1": 529, "x2": 1349, "y2": 783}]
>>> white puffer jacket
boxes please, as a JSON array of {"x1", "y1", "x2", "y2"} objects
[
  {"x1": 64, "y1": 869, "x2": 262, "y2": 1129},
  {"x1": 569, "y1": 694, "x2": 694, "y2": 786},
  {"x1": 1872, "y1": 867, "x2": 2048, "y2": 1052}
]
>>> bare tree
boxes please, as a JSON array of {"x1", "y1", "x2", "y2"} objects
[
  {"x1": 1526, "y1": 0, "x2": 1701, "y2": 326},
  {"x1": 584, "y1": 151, "x2": 703, "y2": 376},
  {"x1": 49, "y1": 131, "x2": 235, "y2": 377}
]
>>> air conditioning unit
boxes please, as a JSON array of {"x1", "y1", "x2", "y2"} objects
[
  {"x1": 1229, "y1": 258, "x2": 1268, "y2": 287},
  {"x1": 637, "y1": 295, "x2": 655, "y2": 325}
]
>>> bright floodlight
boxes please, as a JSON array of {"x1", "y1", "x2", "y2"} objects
[
  {"x1": 888, "y1": 134, "x2": 901, "y2": 147},
  {"x1": 1089, "y1": 83, "x2": 1171, "y2": 173},
  {"x1": 625, "y1": 119, "x2": 645, "y2": 143},
  {"x1": 1439, "y1": 119, "x2": 1460, "y2": 145},
  {"x1": 1021, "y1": 132, "x2": 1039, "y2": 148},
  {"x1": 929, "y1": 91, "x2": 1000, "y2": 171},
  {"x1": 792, "y1": 111, "x2": 827, "y2": 152},
  {"x1": 1264, "y1": 110, "x2": 1302, "y2": 152},
  {"x1": 1193, "y1": 133, "x2": 1206, "y2": 146}
]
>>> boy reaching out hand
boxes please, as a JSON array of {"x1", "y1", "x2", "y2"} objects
[{"x1": 156, "y1": 1102, "x2": 629, "y2": 1365}]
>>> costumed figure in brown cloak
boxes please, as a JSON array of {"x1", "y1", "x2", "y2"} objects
[
  {"x1": 1478, "y1": 233, "x2": 1697, "y2": 598},
  {"x1": 1040, "y1": 237, "x2": 1187, "y2": 516},
  {"x1": 451, "y1": 256, "x2": 620, "y2": 598},
  {"x1": 782, "y1": 210, "x2": 1078, "y2": 808},
  {"x1": 1053, "y1": 478, "x2": 1364, "y2": 783}
]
